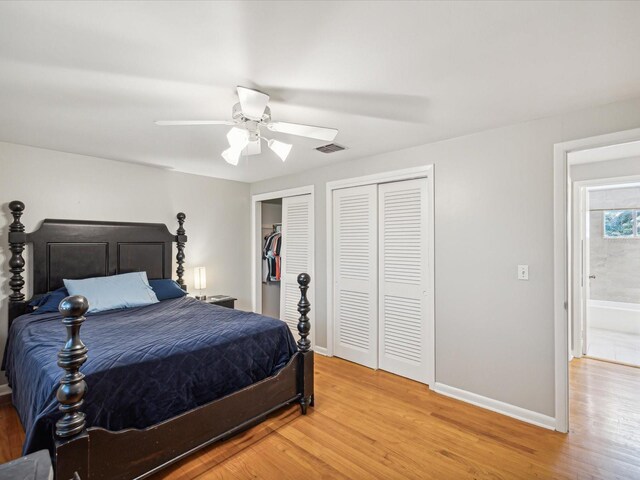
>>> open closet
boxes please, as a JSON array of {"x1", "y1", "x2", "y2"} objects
[
  {"x1": 254, "y1": 190, "x2": 314, "y2": 342},
  {"x1": 261, "y1": 199, "x2": 282, "y2": 318}
]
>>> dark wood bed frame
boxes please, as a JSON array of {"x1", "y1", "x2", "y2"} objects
[{"x1": 6, "y1": 200, "x2": 314, "y2": 480}]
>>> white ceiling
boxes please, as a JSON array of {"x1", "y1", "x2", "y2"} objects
[{"x1": 2, "y1": 1, "x2": 640, "y2": 183}]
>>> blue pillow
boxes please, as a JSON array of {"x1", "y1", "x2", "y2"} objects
[
  {"x1": 64, "y1": 272, "x2": 159, "y2": 314},
  {"x1": 29, "y1": 287, "x2": 69, "y2": 314},
  {"x1": 149, "y1": 279, "x2": 187, "y2": 301}
]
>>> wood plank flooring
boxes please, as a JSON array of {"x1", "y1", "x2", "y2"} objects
[{"x1": 1, "y1": 355, "x2": 639, "y2": 479}]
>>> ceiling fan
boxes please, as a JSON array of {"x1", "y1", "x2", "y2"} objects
[{"x1": 155, "y1": 86, "x2": 339, "y2": 166}]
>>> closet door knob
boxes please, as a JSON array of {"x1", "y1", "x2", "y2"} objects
[{"x1": 588, "y1": 274, "x2": 596, "y2": 279}]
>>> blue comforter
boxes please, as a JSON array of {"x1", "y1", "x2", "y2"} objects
[{"x1": 4, "y1": 297, "x2": 298, "y2": 455}]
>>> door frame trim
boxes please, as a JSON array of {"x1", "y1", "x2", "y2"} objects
[
  {"x1": 553, "y1": 127, "x2": 640, "y2": 433},
  {"x1": 326, "y1": 165, "x2": 435, "y2": 386},
  {"x1": 251, "y1": 185, "x2": 315, "y2": 348}
]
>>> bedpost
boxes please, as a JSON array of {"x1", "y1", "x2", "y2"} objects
[
  {"x1": 296, "y1": 273, "x2": 314, "y2": 414},
  {"x1": 8, "y1": 201, "x2": 27, "y2": 326},
  {"x1": 54, "y1": 295, "x2": 90, "y2": 480},
  {"x1": 176, "y1": 212, "x2": 187, "y2": 291},
  {"x1": 296, "y1": 273, "x2": 311, "y2": 352},
  {"x1": 55, "y1": 295, "x2": 90, "y2": 438}
]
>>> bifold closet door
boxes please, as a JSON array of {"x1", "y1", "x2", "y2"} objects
[
  {"x1": 280, "y1": 194, "x2": 313, "y2": 338},
  {"x1": 378, "y1": 178, "x2": 430, "y2": 383},
  {"x1": 333, "y1": 185, "x2": 378, "y2": 368}
]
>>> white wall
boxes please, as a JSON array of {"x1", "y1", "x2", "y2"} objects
[
  {"x1": 570, "y1": 156, "x2": 640, "y2": 182},
  {"x1": 0, "y1": 142, "x2": 251, "y2": 385},
  {"x1": 250, "y1": 96, "x2": 640, "y2": 419}
]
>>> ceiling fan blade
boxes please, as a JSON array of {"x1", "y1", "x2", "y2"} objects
[
  {"x1": 237, "y1": 86, "x2": 269, "y2": 121},
  {"x1": 264, "y1": 87, "x2": 429, "y2": 123},
  {"x1": 154, "y1": 120, "x2": 234, "y2": 126},
  {"x1": 242, "y1": 139, "x2": 262, "y2": 156},
  {"x1": 267, "y1": 121, "x2": 338, "y2": 142}
]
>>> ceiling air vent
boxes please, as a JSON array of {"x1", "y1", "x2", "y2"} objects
[{"x1": 315, "y1": 143, "x2": 346, "y2": 154}]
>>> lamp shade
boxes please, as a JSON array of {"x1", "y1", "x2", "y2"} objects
[
  {"x1": 226, "y1": 127, "x2": 249, "y2": 150},
  {"x1": 194, "y1": 266, "x2": 207, "y2": 290},
  {"x1": 222, "y1": 147, "x2": 241, "y2": 166},
  {"x1": 268, "y1": 139, "x2": 292, "y2": 162}
]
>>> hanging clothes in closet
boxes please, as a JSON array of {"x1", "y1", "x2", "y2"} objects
[{"x1": 263, "y1": 227, "x2": 282, "y2": 282}]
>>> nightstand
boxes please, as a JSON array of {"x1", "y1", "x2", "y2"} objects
[{"x1": 205, "y1": 295, "x2": 237, "y2": 309}]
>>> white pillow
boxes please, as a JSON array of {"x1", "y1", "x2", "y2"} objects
[{"x1": 64, "y1": 272, "x2": 159, "y2": 314}]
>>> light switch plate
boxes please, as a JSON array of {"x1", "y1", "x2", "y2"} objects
[{"x1": 518, "y1": 265, "x2": 529, "y2": 280}]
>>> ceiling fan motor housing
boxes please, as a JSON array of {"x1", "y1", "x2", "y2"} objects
[{"x1": 232, "y1": 102, "x2": 271, "y2": 124}]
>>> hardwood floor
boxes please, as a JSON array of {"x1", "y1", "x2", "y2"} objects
[{"x1": 1, "y1": 355, "x2": 639, "y2": 479}]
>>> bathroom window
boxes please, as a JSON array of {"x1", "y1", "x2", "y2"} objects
[{"x1": 604, "y1": 210, "x2": 636, "y2": 238}]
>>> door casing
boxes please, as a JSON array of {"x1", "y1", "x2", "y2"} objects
[
  {"x1": 554, "y1": 127, "x2": 640, "y2": 433},
  {"x1": 251, "y1": 185, "x2": 315, "y2": 349}
]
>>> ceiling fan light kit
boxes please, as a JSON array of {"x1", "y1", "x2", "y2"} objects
[
  {"x1": 155, "y1": 86, "x2": 339, "y2": 166},
  {"x1": 221, "y1": 147, "x2": 241, "y2": 166},
  {"x1": 267, "y1": 139, "x2": 292, "y2": 162},
  {"x1": 226, "y1": 127, "x2": 250, "y2": 150}
]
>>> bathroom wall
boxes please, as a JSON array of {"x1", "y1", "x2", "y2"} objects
[{"x1": 589, "y1": 186, "x2": 640, "y2": 304}]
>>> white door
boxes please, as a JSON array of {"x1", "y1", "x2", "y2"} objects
[
  {"x1": 280, "y1": 194, "x2": 313, "y2": 340},
  {"x1": 333, "y1": 185, "x2": 378, "y2": 368},
  {"x1": 378, "y1": 178, "x2": 430, "y2": 383}
]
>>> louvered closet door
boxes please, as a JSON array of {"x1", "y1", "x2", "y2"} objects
[
  {"x1": 378, "y1": 178, "x2": 430, "y2": 383},
  {"x1": 333, "y1": 185, "x2": 378, "y2": 368},
  {"x1": 280, "y1": 194, "x2": 313, "y2": 340}
]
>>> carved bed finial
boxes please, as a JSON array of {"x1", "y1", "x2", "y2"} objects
[
  {"x1": 8, "y1": 201, "x2": 26, "y2": 304},
  {"x1": 296, "y1": 273, "x2": 313, "y2": 414},
  {"x1": 176, "y1": 212, "x2": 187, "y2": 291},
  {"x1": 56, "y1": 295, "x2": 89, "y2": 439},
  {"x1": 296, "y1": 273, "x2": 311, "y2": 353}
]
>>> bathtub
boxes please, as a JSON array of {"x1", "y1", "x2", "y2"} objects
[{"x1": 589, "y1": 300, "x2": 640, "y2": 335}]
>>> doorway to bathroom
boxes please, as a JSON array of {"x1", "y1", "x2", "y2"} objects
[{"x1": 574, "y1": 180, "x2": 640, "y2": 367}]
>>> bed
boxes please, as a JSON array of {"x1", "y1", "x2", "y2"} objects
[{"x1": 5, "y1": 201, "x2": 314, "y2": 480}]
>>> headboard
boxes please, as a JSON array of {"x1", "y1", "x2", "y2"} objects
[{"x1": 7, "y1": 201, "x2": 187, "y2": 326}]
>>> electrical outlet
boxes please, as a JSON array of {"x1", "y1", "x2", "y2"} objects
[{"x1": 518, "y1": 265, "x2": 529, "y2": 280}]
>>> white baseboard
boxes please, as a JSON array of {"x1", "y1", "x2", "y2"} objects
[
  {"x1": 314, "y1": 346, "x2": 329, "y2": 356},
  {"x1": 0, "y1": 384, "x2": 11, "y2": 397},
  {"x1": 433, "y1": 382, "x2": 556, "y2": 430}
]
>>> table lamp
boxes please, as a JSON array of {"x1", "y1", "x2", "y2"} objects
[{"x1": 194, "y1": 266, "x2": 207, "y2": 300}]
